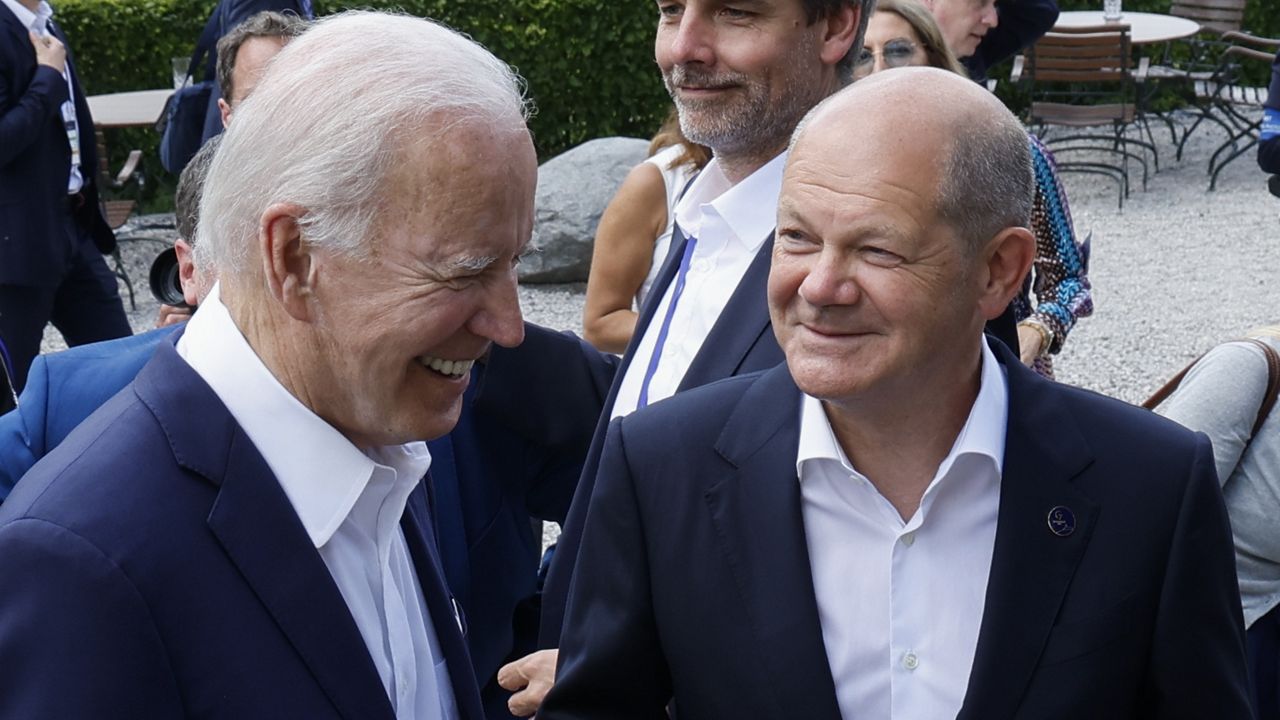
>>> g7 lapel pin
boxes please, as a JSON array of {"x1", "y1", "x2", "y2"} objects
[{"x1": 1047, "y1": 506, "x2": 1076, "y2": 537}]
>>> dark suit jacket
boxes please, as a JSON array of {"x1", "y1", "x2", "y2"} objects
[
  {"x1": 483, "y1": 228, "x2": 785, "y2": 646},
  {"x1": 0, "y1": 6, "x2": 114, "y2": 286},
  {"x1": 438, "y1": 352, "x2": 607, "y2": 719},
  {"x1": 0, "y1": 339, "x2": 485, "y2": 719},
  {"x1": 541, "y1": 344, "x2": 1253, "y2": 720},
  {"x1": 962, "y1": 0, "x2": 1060, "y2": 82},
  {"x1": 0, "y1": 325, "x2": 597, "y2": 720},
  {"x1": 490, "y1": 227, "x2": 1019, "y2": 646}
]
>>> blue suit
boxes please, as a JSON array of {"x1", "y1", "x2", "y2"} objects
[
  {"x1": 542, "y1": 343, "x2": 1253, "y2": 719},
  {"x1": 0, "y1": 338, "x2": 485, "y2": 718},
  {"x1": 0, "y1": 326, "x2": 172, "y2": 496},
  {"x1": 0, "y1": 325, "x2": 605, "y2": 720}
]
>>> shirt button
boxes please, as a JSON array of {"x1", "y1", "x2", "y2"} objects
[
  {"x1": 901, "y1": 532, "x2": 916, "y2": 546},
  {"x1": 903, "y1": 652, "x2": 919, "y2": 670}
]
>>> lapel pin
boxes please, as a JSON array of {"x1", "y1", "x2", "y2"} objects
[{"x1": 1047, "y1": 506, "x2": 1076, "y2": 537}]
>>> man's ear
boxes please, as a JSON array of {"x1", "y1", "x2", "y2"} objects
[
  {"x1": 259, "y1": 203, "x2": 317, "y2": 322},
  {"x1": 818, "y1": 2, "x2": 861, "y2": 69},
  {"x1": 173, "y1": 238, "x2": 200, "y2": 307},
  {"x1": 977, "y1": 226, "x2": 1035, "y2": 321},
  {"x1": 218, "y1": 97, "x2": 233, "y2": 129}
]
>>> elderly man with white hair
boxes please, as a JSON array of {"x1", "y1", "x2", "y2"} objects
[{"x1": 0, "y1": 11, "x2": 535, "y2": 720}]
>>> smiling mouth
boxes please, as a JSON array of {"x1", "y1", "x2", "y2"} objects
[{"x1": 418, "y1": 355, "x2": 474, "y2": 379}]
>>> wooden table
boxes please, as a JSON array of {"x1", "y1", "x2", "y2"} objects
[
  {"x1": 86, "y1": 89, "x2": 173, "y2": 129},
  {"x1": 1053, "y1": 11, "x2": 1201, "y2": 45}
]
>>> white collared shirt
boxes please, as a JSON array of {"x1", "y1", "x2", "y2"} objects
[
  {"x1": 177, "y1": 285, "x2": 458, "y2": 720},
  {"x1": 612, "y1": 152, "x2": 786, "y2": 418},
  {"x1": 796, "y1": 339, "x2": 1008, "y2": 720},
  {"x1": 3, "y1": 0, "x2": 83, "y2": 194}
]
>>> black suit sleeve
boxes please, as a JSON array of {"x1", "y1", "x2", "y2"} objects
[
  {"x1": 0, "y1": 63, "x2": 68, "y2": 168},
  {"x1": 1144, "y1": 435, "x2": 1253, "y2": 718},
  {"x1": 0, "y1": 519, "x2": 184, "y2": 718},
  {"x1": 964, "y1": 0, "x2": 1059, "y2": 81},
  {"x1": 539, "y1": 419, "x2": 673, "y2": 720}
]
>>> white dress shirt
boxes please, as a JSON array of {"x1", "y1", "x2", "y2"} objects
[
  {"x1": 612, "y1": 152, "x2": 786, "y2": 418},
  {"x1": 2, "y1": 0, "x2": 83, "y2": 193},
  {"x1": 177, "y1": 285, "x2": 458, "y2": 720},
  {"x1": 796, "y1": 339, "x2": 1008, "y2": 720}
]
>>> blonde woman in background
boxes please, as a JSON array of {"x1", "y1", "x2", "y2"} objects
[{"x1": 583, "y1": 110, "x2": 710, "y2": 353}]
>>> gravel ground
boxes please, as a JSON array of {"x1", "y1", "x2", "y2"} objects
[{"x1": 48, "y1": 115, "x2": 1277, "y2": 408}]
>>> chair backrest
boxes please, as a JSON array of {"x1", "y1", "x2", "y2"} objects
[
  {"x1": 1170, "y1": 0, "x2": 1247, "y2": 35},
  {"x1": 1029, "y1": 24, "x2": 1133, "y2": 84}
]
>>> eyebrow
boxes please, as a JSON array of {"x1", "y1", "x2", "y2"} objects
[{"x1": 448, "y1": 255, "x2": 499, "y2": 273}]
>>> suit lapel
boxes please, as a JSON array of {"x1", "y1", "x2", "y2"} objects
[
  {"x1": 957, "y1": 345, "x2": 1098, "y2": 720},
  {"x1": 704, "y1": 366, "x2": 843, "y2": 718},
  {"x1": 679, "y1": 233, "x2": 776, "y2": 391},
  {"x1": 134, "y1": 341, "x2": 394, "y2": 720},
  {"x1": 402, "y1": 484, "x2": 485, "y2": 720}
]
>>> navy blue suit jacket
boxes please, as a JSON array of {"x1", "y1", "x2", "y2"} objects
[
  {"x1": 0, "y1": 324, "x2": 601, "y2": 719},
  {"x1": 0, "y1": 338, "x2": 486, "y2": 719},
  {"x1": 962, "y1": 0, "x2": 1059, "y2": 82},
  {"x1": 0, "y1": 5, "x2": 114, "y2": 286},
  {"x1": 542, "y1": 344, "x2": 1253, "y2": 720},
  {"x1": 491, "y1": 228, "x2": 1018, "y2": 646}
]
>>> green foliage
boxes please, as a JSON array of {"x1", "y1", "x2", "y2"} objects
[
  {"x1": 52, "y1": 0, "x2": 1280, "y2": 210},
  {"x1": 311, "y1": 0, "x2": 671, "y2": 158}
]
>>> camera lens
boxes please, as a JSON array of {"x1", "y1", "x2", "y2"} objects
[{"x1": 149, "y1": 248, "x2": 190, "y2": 308}]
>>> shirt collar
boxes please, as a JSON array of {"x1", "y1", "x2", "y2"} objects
[
  {"x1": 1, "y1": 0, "x2": 50, "y2": 31},
  {"x1": 176, "y1": 283, "x2": 432, "y2": 549},
  {"x1": 796, "y1": 337, "x2": 1008, "y2": 481},
  {"x1": 673, "y1": 151, "x2": 787, "y2": 252}
]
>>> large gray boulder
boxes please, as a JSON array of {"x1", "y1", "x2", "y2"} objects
[{"x1": 519, "y1": 136, "x2": 650, "y2": 283}]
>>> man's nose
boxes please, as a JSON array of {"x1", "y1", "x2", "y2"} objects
[
  {"x1": 662, "y1": 11, "x2": 716, "y2": 67},
  {"x1": 798, "y1": 253, "x2": 861, "y2": 308},
  {"x1": 471, "y1": 271, "x2": 525, "y2": 348}
]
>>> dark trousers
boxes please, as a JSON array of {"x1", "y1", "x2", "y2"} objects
[
  {"x1": 0, "y1": 216, "x2": 131, "y2": 394},
  {"x1": 1249, "y1": 602, "x2": 1280, "y2": 720}
]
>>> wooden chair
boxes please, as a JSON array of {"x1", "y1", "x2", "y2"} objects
[
  {"x1": 1013, "y1": 24, "x2": 1155, "y2": 209},
  {"x1": 1186, "y1": 33, "x2": 1279, "y2": 189},
  {"x1": 95, "y1": 131, "x2": 145, "y2": 309},
  {"x1": 1147, "y1": 0, "x2": 1249, "y2": 152},
  {"x1": 1169, "y1": 0, "x2": 1248, "y2": 36}
]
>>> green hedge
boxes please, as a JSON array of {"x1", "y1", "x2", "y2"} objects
[
  {"x1": 311, "y1": 0, "x2": 670, "y2": 159},
  {"x1": 50, "y1": 0, "x2": 1280, "y2": 210}
]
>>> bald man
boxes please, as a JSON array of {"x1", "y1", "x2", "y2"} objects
[{"x1": 540, "y1": 69, "x2": 1252, "y2": 720}]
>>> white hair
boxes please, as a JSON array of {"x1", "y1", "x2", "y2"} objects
[{"x1": 196, "y1": 11, "x2": 532, "y2": 277}]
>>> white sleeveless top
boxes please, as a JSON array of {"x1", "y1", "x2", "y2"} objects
[{"x1": 637, "y1": 143, "x2": 699, "y2": 308}]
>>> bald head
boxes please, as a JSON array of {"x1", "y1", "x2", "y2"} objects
[{"x1": 791, "y1": 67, "x2": 1033, "y2": 251}]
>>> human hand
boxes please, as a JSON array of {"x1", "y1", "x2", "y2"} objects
[
  {"x1": 156, "y1": 304, "x2": 192, "y2": 328},
  {"x1": 1017, "y1": 324, "x2": 1044, "y2": 367},
  {"x1": 29, "y1": 31, "x2": 66, "y2": 74},
  {"x1": 497, "y1": 648, "x2": 558, "y2": 718}
]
